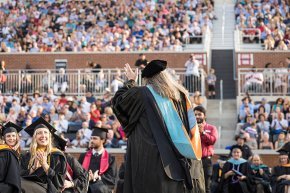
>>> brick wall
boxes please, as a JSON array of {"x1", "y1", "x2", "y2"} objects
[
  {"x1": 0, "y1": 52, "x2": 207, "y2": 70},
  {"x1": 70, "y1": 151, "x2": 280, "y2": 169},
  {"x1": 235, "y1": 51, "x2": 289, "y2": 69}
]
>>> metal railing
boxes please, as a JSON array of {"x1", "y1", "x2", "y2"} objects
[
  {"x1": 0, "y1": 68, "x2": 206, "y2": 96},
  {"x1": 238, "y1": 68, "x2": 290, "y2": 96}
]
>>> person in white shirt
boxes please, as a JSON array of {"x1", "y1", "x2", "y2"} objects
[
  {"x1": 80, "y1": 96, "x2": 91, "y2": 114},
  {"x1": 184, "y1": 54, "x2": 200, "y2": 92},
  {"x1": 79, "y1": 121, "x2": 92, "y2": 144},
  {"x1": 55, "y1": 112, "x2": 68, "y2": 134},
  {"x1": 244, "y1": 67, "x2": 264, "y2": 93},
  {"x1": 271, "y1": 112, "x2": 288, "y2": 143}
]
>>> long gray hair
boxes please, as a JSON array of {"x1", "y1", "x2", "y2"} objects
[{"x1": 144, "y1": 70, "x2": 188, "y2": 101}]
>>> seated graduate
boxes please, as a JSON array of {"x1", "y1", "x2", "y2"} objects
[
  {"x1": 271, "y1": 149, "x2": 290, "y2": 193},
  {"x1": 20, "y1": 117, "x2": 67, "y2": 193},
  {"x1": 221, "y1": 145, "x2": 254, "y2": 193},
  {"x1": 52, "y1": 133, "x2": 89, "y2": 193},
  {"x1": 249, "y1": 154, "x2": 271, "y2": 193},
  {"x1": 78, "y1": 127, "x2": 117, "y2": 193},
  {"x1": 0, "y1": 122, "x2": 23, "y2": 193},
  {"x1": 211, "y1": 155, "x2": 228, "y2": 193}
]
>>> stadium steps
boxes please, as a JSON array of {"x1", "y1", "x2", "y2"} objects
[
  {"x1": 211, "y1": 0, "x2": 235, "y2": 49},
  {"x1": 211, "y1": 50, "x2": 236, "y2": 99},
  {"x1": 206, "y1": 99, "x2": 237, "y2": 149}
]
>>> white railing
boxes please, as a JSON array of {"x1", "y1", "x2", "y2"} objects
[
  {"x1": 0, "y1": 68, "x2": 206, "y2": 96},
  {"x1": 238, "y1": 68, "x2": 290, "y2": 96}
]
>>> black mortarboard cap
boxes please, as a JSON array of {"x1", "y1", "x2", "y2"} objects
[
  {"x1": 218, "y1": 155, "x2": 228, "y2": 161},
  {"x1": 230, "y1": 144, "x2": 243, "y2": 152},
  {"x1": 141, "y1": 60, "x2": 167, "y2": 78},
  {"x1": 277, "y1": 149, "x2": 289, "y2": 156},
  {"x1": 91, "y1": 127, "x2": 108, "y2": 139},
  {"x1": 279, "y1": 142, "x2": 290, "y2": 155},
  {"x1": 1, "y1": 122, "x2": 23, "y2": 136},
  {"x1": 24, "y1": 117, "x2": 57, "y2": 137},
  {"x1": 53, "y1": 133, "x2": 67, "y2": 151}
]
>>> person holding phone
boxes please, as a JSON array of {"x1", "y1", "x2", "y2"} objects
[
  {"x1": 0, "y1": 122, "x2": 23, "y2": 193},
  {"x1": 221, "y1": 145, "x2": 253, "y2": 193}
]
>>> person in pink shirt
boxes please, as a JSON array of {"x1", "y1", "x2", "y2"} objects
[{"x1": 194, "y1": 105, "x2": 218, "y2": 193}]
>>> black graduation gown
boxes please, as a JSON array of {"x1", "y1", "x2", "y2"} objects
[
  {"x1": 250, "y1": 165, "x2": 271, "y2": 193},
  {"x1": 63, "y1": 153, "x2": 89, "y2": 193},
  {"x1": 78, "y1": 151, "x2": 117, "y2": 193},
  {"x1": 0, "y1": 146, "x2": 21, "y2": 193},
  {"x1": 271, "y1": 165, "x2": 290, "y2": 193},
  {"x1": 20, "y1": 149, "x2": 66, "y2": 193},
  {"x1": 211, "y1": 163, "x2": 223, "y2": 193},
  {"x1": 112, "y1": 81, "x2": 205, "y2": 193},
  {"x1": 221, "y1": 161, "x2": 254, "y2": 193}
]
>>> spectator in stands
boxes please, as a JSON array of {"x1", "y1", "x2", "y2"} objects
[
  {"x1": 90, "y1": 103, "x2": 101, "y2": 124},
  {"x1": 71, "y1": 131, "x2": 87, "y2": 148},
  {"x1": 240, "y1": 97, "x2": 254, "y2": 117},
  {"x1": 263, "y1": 63, "x2": 274, "y2": 93},
  {"x1": 207, "y1": 68, "x2": 217, "y2": 99},
  {"x1": 80, "y1": 96, "x2": 91, "y2": 114},
  {"x1": 243, "y1": 121, "x2": 259, "y2": 150},
  {"x1": 16, "y1": 107, "x2": 27, "y2": 127},
  {"x1": 69, "y1": 105, "x2": 86, "y2": 125},
  {"x1": 191, "y1": 91, "x2": 206, "y2": 108},
  {"x1": 184, "y1": 54, "x2": 200, "y2": 92},
  {"x1": 249, "y1": 154, "x2": 271, "y2": 193},
  {"x1": 244, "y1": 67, "x2": 264, "y2": 93},
  {"x1": 0, "y1": 70, "x2": 7, "y2": 92},
  {"x1": 259, "y1": 132, "x2": 274, "y2": 150},
  {"x1": 134, "y1": 53, "x2": 148, "y2": 69},
  {"x1": 257, "y1": 113, "x2": 270, "y2": 137},
  {"x1": 86, "y1": 91, "x2": 96, "y2": 104},
  {"x1": 79, "y1": 121, "x2": 92, "y2": 144},
  {"x1": 233, "y1": 134, "x2": 253, "y2": 160},
  {"x1": 271, "y1": 113, "x2": 288, "y2": 143},
  {"x1": 255, "y1": 98, "x2": 271, "y2": 115},
  {"x1": 272, "y1": 98, "x2": 284, "y2": 114},
  {"x1": 275, "y1": 62, "x2": 288, "y2": 94},
  {"x1": 110, "y1": 70, "x2": 124, "y2": 93},
  {"x1": 46, "y1": 88, "x2": 57, "y2": 102},
  {"x1": 49, "y1": 107, "x2": 59, "y2": 123},
  {"x1": 240, "y1": 106, "x2": 254, "y2": 123},
  {"x1": 41, "y1": 96, "x2": 52, "y2": 115},
  {"x1": 275, "y1": 132, "x2": 287, "y2": 150},
  {"x1": 55, "y1": 112, "x2": 69, "y2": 134},
  {"x1": 53, "y1": 68, "x2": 68, "y2": 93},
  {"x1": 62, "y1": 105, "x2": 73, "y2": 121},
  {"x1": 43, "y1": 114, "x2": 51, "y2": 125},
  {"x1": 255, "y1": 105, "x2": 269, "y2": 121}
]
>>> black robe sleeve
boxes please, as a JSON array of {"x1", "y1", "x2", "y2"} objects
[
  {"x1": 0, "y1": 150, "x2": 21, "y2": 193},
  {"x1": 47, "y1": 152, "x2": 67, "y2": 193},
  {"x1": 112, "y1": 80, "x2": 145, "y2": 136},
  {"x1": 66, "y1": 153, "x2": 89, "y2": 193},
  {"x1": 100, "y1": 155, "x2": 117, "y2": 189}
]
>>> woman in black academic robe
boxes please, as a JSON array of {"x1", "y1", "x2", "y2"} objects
[
  {"x1": 0, "y1": 123, "x2": 22, "y2": 193},
  {"x1": 112, "y1": 62, "x2": 205, "y2": 193},
  {"x1": 20, "y1": 120, "x2": 66, "y2": 193},
  {"x1": 271, "y1": 150, "x2": 290, "y2": 193},
  {"x1": 221, "y1": 145, "x2": 254, "y2": 193}
]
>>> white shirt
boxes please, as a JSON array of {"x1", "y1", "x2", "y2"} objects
[
  {"x1": 185, "y1": 59, "x2": 200, "y2": 76},
  {"x1": 79, "y1": 128, "x2": 92, "y2": 143}
]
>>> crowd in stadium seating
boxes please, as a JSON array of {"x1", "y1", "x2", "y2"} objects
[
  {"x1": 0, "y1": 89, "x2": 129, "y2": 149},
  {"x1": 237, "y1": 95, "x2": 290, "y2": 150},
  {"x1": 235, "y1": 0, "x2": 289, "y2": 50},
  {"x1": 0, "y1": 0, "x2": 216, "y2": 52}
]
